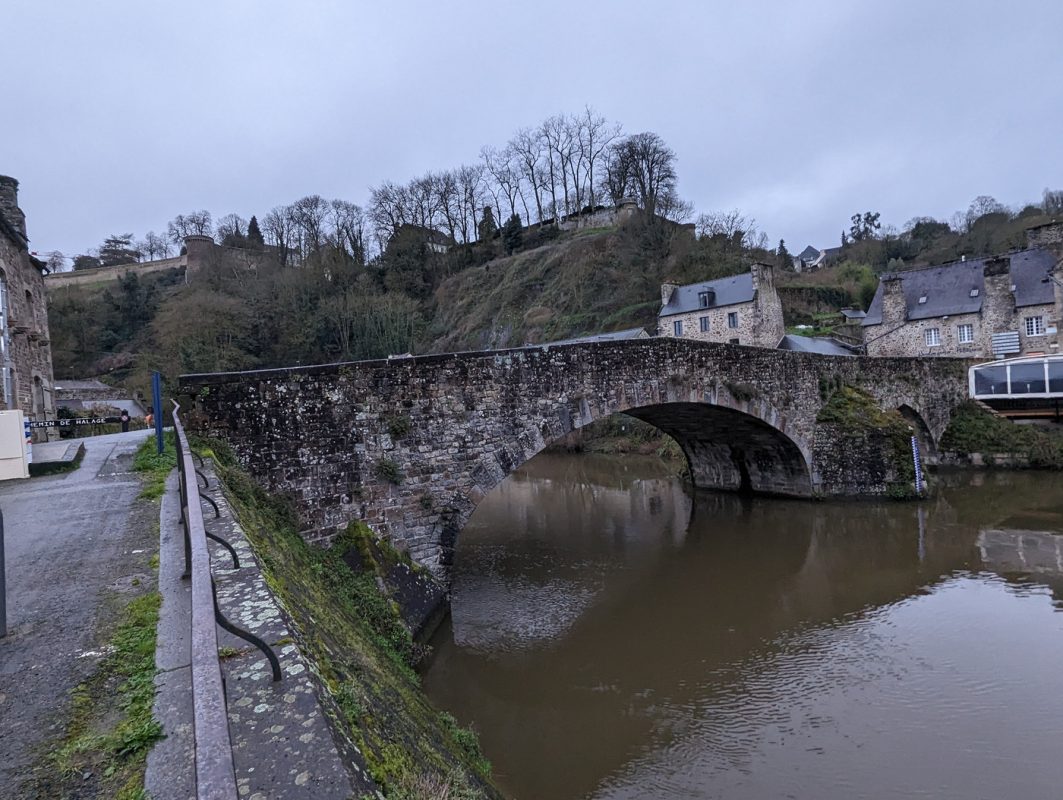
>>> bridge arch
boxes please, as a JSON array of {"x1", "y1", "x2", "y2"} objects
[
  {"x1": 897, "y1": 404, "x2": 937, "y2": 463},
  {"x1": 435, "y1": 397, "x2": 814, "y2": 565}
]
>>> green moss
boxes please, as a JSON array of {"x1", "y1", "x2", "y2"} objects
[
  {"x1": 203, "y1": 444, "x2": 498, "y2": 798},
  {"x1": 723, "y1": 381, "x2": 758, "y2": 402},
  {"x1": 941, "y1": 401, "x2": 1063, "y2": 468},
  {"x1": 818, "y1": 385, "x2": 919, "y2": 498},
  {"x1": 29, "y1": 592, "x2": 163, "y2": 799},
  {"x1": 386, "y1": 414, "x2": 412, "y2": 438},
  {"x1": 132, "y1": 431, "x2": 177, "y2": 499},
  {"x1": 375, "y1": 458, "x2": 403, "y2": 485}
]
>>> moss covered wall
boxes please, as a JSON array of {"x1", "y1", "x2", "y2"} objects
[{"x1": 204, "y1": 442, "x2": 502, "y2": 800}]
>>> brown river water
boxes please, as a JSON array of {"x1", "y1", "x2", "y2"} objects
[{"x1": 422, "y1": 453, "x2": 1063, "y2": 800}]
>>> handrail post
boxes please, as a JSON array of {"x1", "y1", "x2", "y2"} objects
[{"x1": 0, "y1": 508, "x2": 6, "y2": 638}]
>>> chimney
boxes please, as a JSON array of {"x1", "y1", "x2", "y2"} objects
[
  {"x1": 750, "y1": 261, "x2": 775, "y2": 292},
  {"x1": 880, "y1": 274, "x2": 907, "y2": 326},
  {"x1": 0, "y1": 175, "x2": 27, "y2": 241},
  {"x1": 661, "y1": 281, "x2": 679, "y2": 307}
]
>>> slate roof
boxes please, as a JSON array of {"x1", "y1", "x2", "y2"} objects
[
  {"x1": 863, "y1": 248, "x2": 1058, "y2": 326},
  {"x1": 797, "y1": 245, "x2": 820, "y2": 261},
  {"x1": 778, "y1": 335, "x2": 856, "y2": 356},
  {"x1": 542, "y1": 327, "x2": 649, "y2": 346},
  {"x1": 659, "y1": 273, "x2": 755, "y2": 317},
  {"x1": 840, "y1": 308, "x2": 866, "y2": 320}
]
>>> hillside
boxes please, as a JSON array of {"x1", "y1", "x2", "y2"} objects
[{"x1": 44, "y1": 205, "x2": 1060, "y2": 401}]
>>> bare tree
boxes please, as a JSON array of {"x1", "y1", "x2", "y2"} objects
[
  {"x1": 140, "y1": 230, "x2": 171, "y2": 260},
  {"x1": 695, "y1": 210, "x2": 763, "y2": 247},
  {"x1": 509, "y1": 128, "x2": 547, "y2": 223},
  {"x1": 541, "y1": 114, "x2": 575, "y2": 217},
  {"x1": 606, "y1": 132, "x2": 678, "y2": 219},
  {"x1": 455, "y1": 164, "x2": 485, "y2": 242},
  {"x1": 965, "y1": 195, "x2": 1008, "y2": 227},
  {"x1": 369, "y1": 180, "x2": 411, "y2": 249},
  {"x1": 481, "y1": 146, "x2": 521, "y2": 221},
  {"x1": 215, "y1": 213, "x2": 247, "y2": 245},
  {"x1": 578, "y1": 106, "x2": 621, "y2": 210},
  {"x1": 1044, "y1": 188, "x2": 1063, "y2": 214},
  {"x1": 166, "y1": 210, "x2": 213, "y2": 243},
  {"x1": 289, "y1": 195, "x2": 330, "y2": 257},
  {"x1": 329, "y1": 199, "x2": 366, "y2": 263},
  {"x1": 262, "y1": 205, "x2": 296, "y2": 265}
]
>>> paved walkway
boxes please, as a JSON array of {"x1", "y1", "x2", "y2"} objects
[
  {"x1": 146, "y1": 462, "x2": 366, "y2": 799},
  {"x1": 0, "y1": 430, "x2": 157, "y2": 797}
]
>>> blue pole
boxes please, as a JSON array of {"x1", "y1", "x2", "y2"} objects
[{"x1": 153, "y1": 371, "x2": 164, "y2": 455}]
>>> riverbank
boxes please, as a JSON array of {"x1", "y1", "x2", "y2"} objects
[
  {"x1": 940, "y1": 401, "x2": 1063, "y2": 468},
  {"x1": 545, "y1": 413, "x2": 687, "y2": 466}
]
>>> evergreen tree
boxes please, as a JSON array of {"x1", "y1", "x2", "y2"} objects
[
  {"x1": 247, "y1": 215, "x2": 265, "y2": 247},
  {"x1": 776, "y1": 239, "x2": 792, "y2": 271},
  {"x1": 98, "y1": 233, "x2": 142, "y2": 267},
  {"x1": 477, "y1": 206, "x2": 497, "y2": 243},
  {"x1": 502, "y1": 213, "x2": 523, "y2": 254}
]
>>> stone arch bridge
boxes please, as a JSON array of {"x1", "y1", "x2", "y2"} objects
[{"x1": 181, "y1": 339, "x2": 970, "y2": 570}]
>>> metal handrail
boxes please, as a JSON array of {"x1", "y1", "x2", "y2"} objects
[{"x1": 173, "y1": 402, "x2": 239, "y2": 799}]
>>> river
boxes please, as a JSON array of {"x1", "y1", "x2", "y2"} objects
[{"x1": 422, "y1": 453, "x2": 1063, "y2": 800}]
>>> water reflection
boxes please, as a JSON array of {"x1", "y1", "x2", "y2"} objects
[{"x1": 423, "y1": 456, "x2": 1063, "y2": 800}]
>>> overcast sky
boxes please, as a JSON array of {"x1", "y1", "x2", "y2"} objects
[{"x1": 5, "y1": 0, "x2": 1062, "y2": 262}]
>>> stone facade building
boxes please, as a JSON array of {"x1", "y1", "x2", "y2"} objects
[
  {"x1": 863, "y1": 222, "x2": 1063, "y2": 358},
  {"x1": 658, "y1": 263, "x2": 785, "y2": 348},
  {"x1": 0, "y1": 175, "x2": 56, "y2": 430}
]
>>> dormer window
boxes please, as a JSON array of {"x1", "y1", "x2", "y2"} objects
[
  {"x1": 918, "y1": 295, "x2": 928, "y2": 304},
  {"x1": 970, "y1": 288, "x2": 979, "y2": 298},
  {"x1": 698, "y1": 291, "x2": 711, "y2": 308}
]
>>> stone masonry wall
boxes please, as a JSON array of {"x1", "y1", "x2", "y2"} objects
[
  {"x1": 867, "y1": 254, "x2": 1063, "y2": 358},
  {"x1": 657, "y1": 300, "x2": 759, "y2": 344},
  {"x1": 182, "y1": 339, "x2": 969, "y2": 572},
  {"x1": 44, "y1": 256, "x2": 186, "y2": 289},
  {"x1": 0, "y1": 176, "x2": 56, "y2": 434},
  {"x1": 659, "y1": 264, "x2": 783, "y2": 348}
]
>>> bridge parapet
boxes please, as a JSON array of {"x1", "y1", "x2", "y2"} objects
[{"x1": 180, "y1": 339, "x2": 970, "y2": 571}]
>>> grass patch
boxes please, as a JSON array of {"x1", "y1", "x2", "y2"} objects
[
  {"x1": 132, "y1": 431, "x2": 177, "y2": 499},
  {"x1": 201, "y1": 439, "x2": 498, "y2": 798},
  {"x1": 29, "y1": 591, "x2": 162, "y2": 799},
  {"x1": 941, "y1": 401, "x2": 1063, "y2": 468}
]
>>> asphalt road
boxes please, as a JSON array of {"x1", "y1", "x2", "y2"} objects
[{"x1": 0, "y1": 430, "x2": 158, "y2": 797}]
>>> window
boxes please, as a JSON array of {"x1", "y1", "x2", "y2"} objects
[
  {"x1": 698, "y1": 291, "x2": 710, "y2": 308},
  {"x1": 918, "y1": 295, "x2": 928, "y2": 304},
  {"x1": 969, "y1": 288, "x2": 980, "y2": 298},
  {"x1": 673, "y1": 320, "x2": 683, "y2": 336},
  {"x1": 727, "y1": 312, "x2": 738, "y2": 329},
  {"x1": 957, "y1": 323, "x2": 974, "y2": 344},
  {"x1": 925, "y1": 328, "x2": 941, "y2": 347},
  {"x1": 729, "y1": 337, "x2": 740, "y2": 345},
  {"x1": 699, "y1": 316, "x2": 709, "y2": 332},
  {"x1": 1025, "y1": 316, "x2": 1046, "y2": 336}
]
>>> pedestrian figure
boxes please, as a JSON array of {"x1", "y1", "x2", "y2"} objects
[
  {"x1": 119, "y1": 409, "x2": 130, "y2": 432},
  {"x1": 144, "y1": 411, "x2": 154, "y2": 429}
]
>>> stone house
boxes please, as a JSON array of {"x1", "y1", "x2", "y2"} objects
[
  {"x1": 0, "y1": 175, "x2": 56, "y2": 430},
  {"x1": 658, "y1": 263, "x2": 785, "y2": 348},
  {"x1": 862, "y1": 222, "x2": 1063, "y2": 358},
  {"x1": 793, "y1": 245, "x2": 826, "y2": 273}
]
